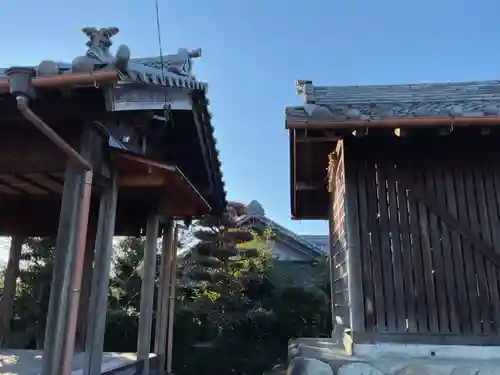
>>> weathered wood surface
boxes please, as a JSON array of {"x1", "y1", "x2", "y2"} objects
[
  {"x1": 338, "y1": 133, "x2": 500, "y2": 340},
  {"x1": 137, "y1": 214, "x2": 160, "y2": 375},
  {"x1": 343, "y1": 142, "x2": 365, "y2": 332},
  {"x1": 83, "y1": 173, "x2": 119, "y2": 375},
  {"x1": 329, "y1": 144, "x2": 350, "y2": 328}
]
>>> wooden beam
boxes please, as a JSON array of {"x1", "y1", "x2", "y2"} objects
[
  {"x1": 0, "y1": 174, "x2": 50, "y2": 195},
  {"x1": 296, "y1": 136, "x2": 341, "y2": 143},
  {"x1": 23, "y1": 173, "x2": 64, "y2": 194},
  {"x1": 110, "y1": 151, "x2": 176, "y2": 173},
  {"x1": 287, "y1": 116, "x2": 500, "y2": 130},
  {"x1": 118, "y1": 174, "x2": 165, "y2": 187},
  {"x1": 0, "y1": 182, "x2": 23, "y2": 195},
  {"x1": 158, "y1": 201, "x2": 194, "y2": 218},
  {"x1": 296, "y1": 181, "x2": 325, "y2": 191}
]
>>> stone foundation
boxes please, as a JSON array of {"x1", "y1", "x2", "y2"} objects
[{"x1": 288, "y1": 338, "x2": 500, "y2": 375}]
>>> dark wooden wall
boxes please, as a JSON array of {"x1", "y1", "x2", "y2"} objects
[{"x1": 332, "y1": 131, "x2": 500, "y2": 345}]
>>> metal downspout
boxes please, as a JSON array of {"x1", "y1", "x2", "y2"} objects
[{"x1": 15, "y1": 95, "x2": 92, "y2": 170}]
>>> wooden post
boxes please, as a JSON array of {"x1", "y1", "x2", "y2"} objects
[
  {"x1": 75, "y1": 226, "x2": 97, "y2": 352},
  {"x1": 41, "y1": 127, "x2": 96, "y2": 375},
  {"x1": 41, "y1": 163, "x2": 87, "y2": 375},
  {"x1": 154, "y1": 234, "x2": 167, "y2": 353},
  {"x1": 343, "y1": 141, "x2": 366, "y2": 334},
  {"x1": 154, "y1": 219, "x2": 174, "y2": 374},
  {"x1": 0, "y1": 236, "x2": 24, "y2": 347},
  {"x1": 61, "y1": 169, "x2": 94, "y2": 375},
  {"x1": 137, "y1": 213, "x2": 160, "y2": 375},
  {"x1": 166, "y1": 225, "x2": 178, "y2": 375},
  {"x1": 83, "y1": 173, "x2": 118, "y2": 375},
  {"x1": 328, "y1": 199, "x2": 337, "y2": 339}
]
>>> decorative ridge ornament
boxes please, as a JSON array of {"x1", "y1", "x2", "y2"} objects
[
  {"x1": 9, "y1": 26, "x2": 205, "y2": 90},
  {"x1": 83, "y1": 27, "x2": 119, "y2": 64},
  {"x1": 132, "y1": 48, "x2": 203, "y2": 79},
  {"x1": 71, "y1": 26, "x2": 131, "y2": 73},
  {"x1": 164, "y1": 48, "x2": 202, "y2": 77}
]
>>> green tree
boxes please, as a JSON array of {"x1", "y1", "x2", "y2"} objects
[
  {"x1": 103, "y1": 236, "x2": 146, "y2": 351},
  {"x1": 0, "y1": 263, "x2": 5, "y2": 290},
  {"x1": 109, "y1": 236, "x2": 145, "y2": 312},
  {"x1": 173, "y1": 202, "x2": 278, "y2": 375},
  {"x1": 172, "y1": 202, "x2": 332, "y2": 375},
  {"x1": 12, "y1": 238, "x2": 56, "y2": 349}
]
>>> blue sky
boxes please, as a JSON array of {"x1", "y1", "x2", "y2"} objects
[{"x1": 0, "y1": 0, "x2": 499, "y2": 237}]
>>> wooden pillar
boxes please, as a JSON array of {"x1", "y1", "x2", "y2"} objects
[
  {"x1": 41, "y1": 163, "x2": 87, "y2": 375},
  {"x1": 75, "y1": 225, "x2": 97, "y2": 352},
  {"x1": 343, "y1": 141, "x2": 365, "y2": 334},
  {"x1": 137, "y1": 213, "x2": 159, "y2": 375},
  {"x1": 166, "y1": 225, "x2": 178, "y2": 375},
  {"x1": 328, "y1": 200, "x2": 337, "y2": 339},
  {"x1": 0, "y1": 236, "x2": 24, "y2": 347},
  {"x1": 154, "y1": 219, "x2": 174, "y2": 373},
  {"x1": 83, "y1": 173, "x2": 118, "y2": 375},
  {"x1": 41, "y1": 127, "x2": 96, "y2": 375}
]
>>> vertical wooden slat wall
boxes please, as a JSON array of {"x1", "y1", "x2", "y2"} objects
[
  {"x1": 339, "y1": 134, "x2": 500, "y2": 342},
  {"x1": 329, "y1": 142, "x2": 350, "y2": 328}
]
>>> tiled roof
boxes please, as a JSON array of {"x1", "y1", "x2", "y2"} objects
[
  {"x1": 122, "y1": 61, "x2": 207, "y2": 90},
  {"x1": 236, "y1": 213, "x2": 326, "y2": 257},
  {"x1": 287, "y1": 80, "x2": 500, "y2": 125},
  {"x1": 300, "y1": 235, "x2": 329, "y2": 253},
  {"x1": 0, "y1": 59, "x2": 208, "y2": 91},
  {"x1": 0, "y1": 27, "x2": 227, "y2": 213}
]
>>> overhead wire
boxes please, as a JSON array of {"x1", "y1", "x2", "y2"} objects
[{"x1": 154, "y1": 0, "x2": 173, "y2": 127}]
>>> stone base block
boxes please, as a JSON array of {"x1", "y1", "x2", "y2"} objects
[{"x1": 288, "y1": 338, "x2": 500, "y2": 375}]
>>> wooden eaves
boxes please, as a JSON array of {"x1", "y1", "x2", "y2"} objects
[{"x1": 110, "y1": 149, "x2": 211, "y2": 218}]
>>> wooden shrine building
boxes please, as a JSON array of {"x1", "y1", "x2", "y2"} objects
[
  {"x1": 286, "y1": 79, "x2": 500, "y2": 352},
  {"x1": 0, "y1": 26, "x2": 225, "y2": 375}
]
